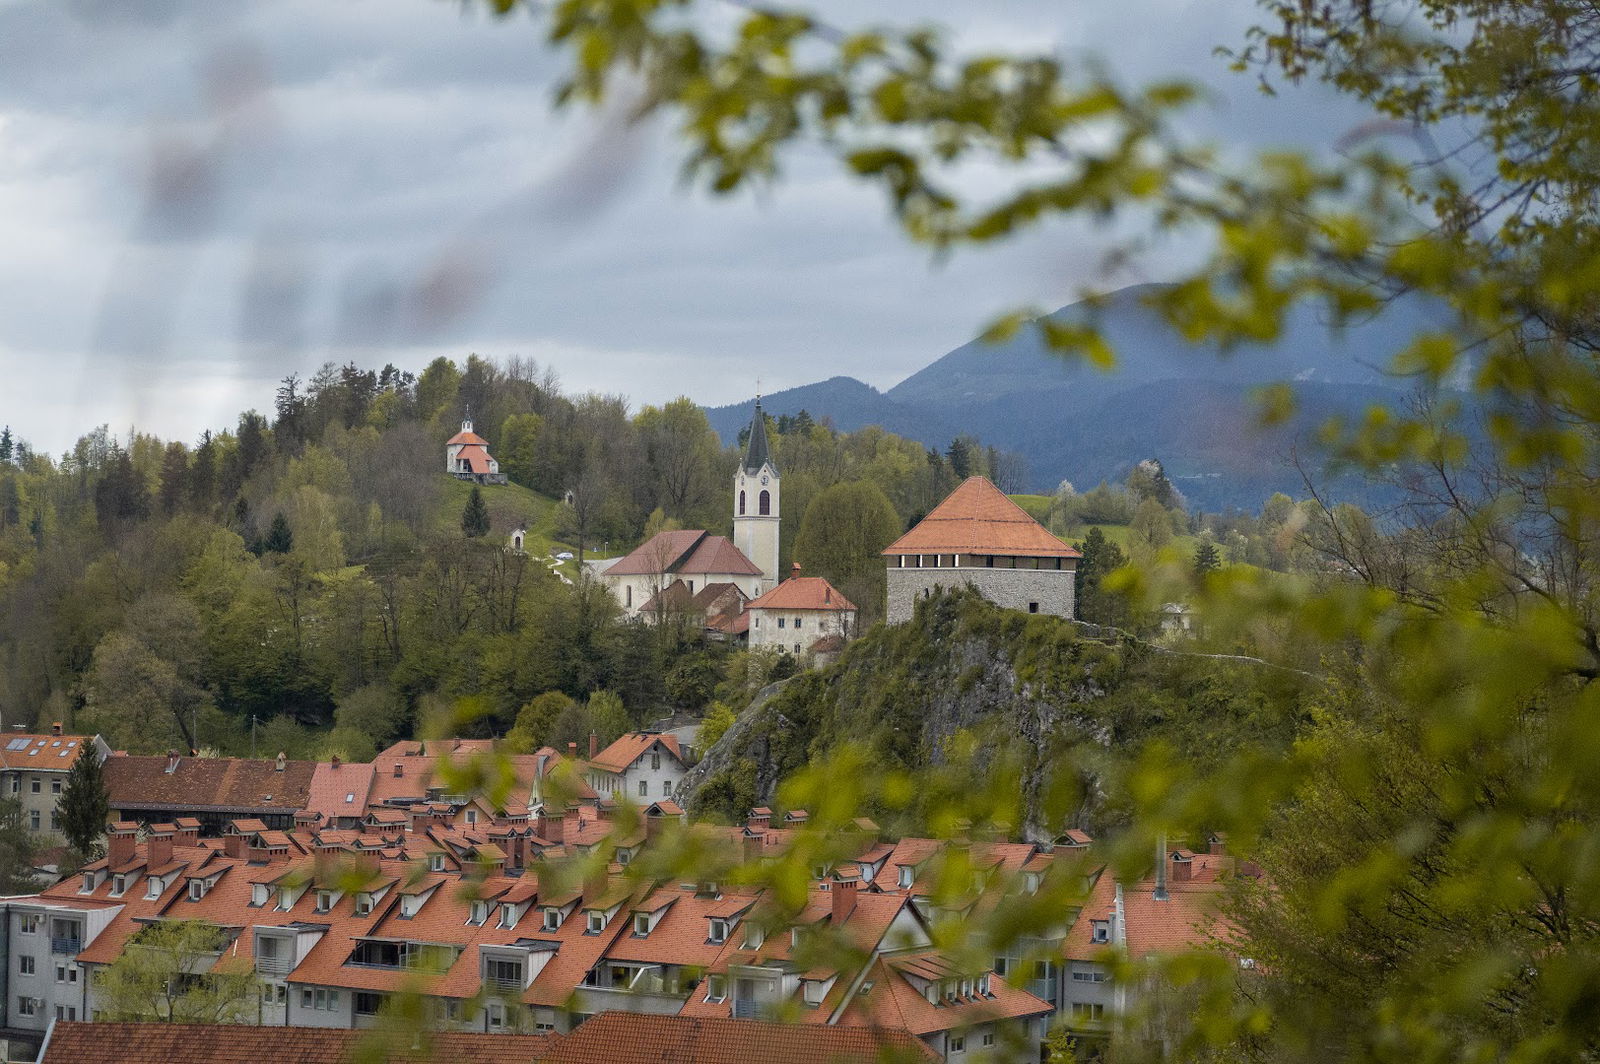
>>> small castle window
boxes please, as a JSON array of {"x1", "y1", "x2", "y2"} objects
[
  {"x1": 758, "y1": 490, "x2": 771, "y2": 516},
  {"x1": 739, "y1": 490, "x2": 746, "y2": 515}
]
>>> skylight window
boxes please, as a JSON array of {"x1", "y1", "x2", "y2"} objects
[{"x1": 6, "y1": 738, "x2": 29, "y2": 751}]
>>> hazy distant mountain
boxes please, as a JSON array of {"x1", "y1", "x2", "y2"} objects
[{"x1": 705, "y1": 284, "x2": 1449, "y2": 511}]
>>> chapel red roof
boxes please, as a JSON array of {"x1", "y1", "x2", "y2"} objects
[
  {"x1": 883, "y1": 477, "x2": 1081, "y2": 558},
  {"x1": 605, "y1": 530, "x2": 762, "y2": 578},
  {"x1": 446, "y1": 429, "x2": 490, "y2": 446}
]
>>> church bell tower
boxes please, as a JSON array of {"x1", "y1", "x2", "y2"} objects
[{"x1": 733, "y1": 400, "x2": 780, "y2": 592}]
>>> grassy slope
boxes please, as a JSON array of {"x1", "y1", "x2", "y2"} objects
[
  {"x1": 433, "y1": 477, "x2": 570, "y2": 560},
  {"x1": 1008, "y1": 495, "x2": 1203, "y2": 560}
]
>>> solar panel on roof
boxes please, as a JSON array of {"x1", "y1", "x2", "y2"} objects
[{"x1": 6, "y1": 738, "x2": 29, "y2": 750}]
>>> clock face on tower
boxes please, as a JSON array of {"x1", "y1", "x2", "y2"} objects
[{"x1": 761, "y1": 476, "x2": 769, "y2": 486}]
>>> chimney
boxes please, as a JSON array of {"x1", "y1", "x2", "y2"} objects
[
  {"x1": 568, "y1": 741, "x2": 578, "y2": 760},
  {"x1": 275, "y1": 751, "x2": 287, "y2": 772},
  {"x1": 746, "y1": 808, "x2": 771, "y2": 831},
  {"x1": 832, "y1": 876, "x2": 859, "y2": 924},
  {"x1": 165, "y1": 750, "x2": 181, "y2": 774},
  {"x1": 107, "y1": 823, "x2": 137, "y2": 867},
  {"x1": 743, "y1": 832, "x2": 768, "y2": 864},
  {"x1": 790, "y1": 562, "x2": 801, "y2": 580},
  {"x1": 1207, "y1": 833, "x2": 1228, "y2": 857},
  {"x1": 532, "y1": 808, "x2": 549, "y2": 840},
  {"x1": 50, "y1": 721, "x2": 62, "y2": 737},
  {"x1": 174, "y1": 820, "x2": 200, "y2": 846},
  {"x1": 588, "y1": 733, "x2": 599, "y2": 759},
  {"x1": 1171, "y1": 852, "x2": 1193, "y2": 882},
  {"x1": 223, "y1": 831, "x2": 246, "y2": 859},
  {"x1": 393, "y1": 763, "x2": 404, "y2": 778},
  {"x1": 330, "y1": 755, "x2": 341, "y2": 769},
  {"x1": 1153, "y1": 835, "x2": 1169, "y2": 902},
  {"x1": 147, "y1": 826, "x2": 174, "y2": 870}
]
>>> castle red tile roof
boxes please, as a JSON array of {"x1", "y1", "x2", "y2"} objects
[
  {"x1": 883, "y1": 477, "x2": 1081, "y2": 559},
  {"x1": 541, "y1": 1012, "x2": 938, "y2": 1064},
  {"x1": 605, "y1": 530, "x2": 762, "y2": 578},
  {"x1": 40, "y1": 1022, "x2": 556, "y2": 1064},
  {"x1": 746, "y1": 576, "x2": 857, "y2": 613}
]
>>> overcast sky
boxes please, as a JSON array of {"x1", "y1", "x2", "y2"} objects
[{"x1": 0, "y1": 0, "x2": 1366, "y2": 456}]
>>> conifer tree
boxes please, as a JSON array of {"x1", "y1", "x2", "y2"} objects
[
  {"x1": 59, "y1": 748, "x2": 109, "y2": 861},
  {"x1": 1193, "y1": 537, "x2": 1221, "y2": 577},
  {"x1": 461, "y1": 485, "x2": 491, "y2": 538},
  {"x1": 262, "y1": 512, "x2": 294, "y2": 554},
  {"x1": 0, "y1": 798, "x2": 38, "y2": 894}
]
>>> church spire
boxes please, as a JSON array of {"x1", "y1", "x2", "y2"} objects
[{"x1": 742, "y1": 400, "x2": 773, "y2": 475}]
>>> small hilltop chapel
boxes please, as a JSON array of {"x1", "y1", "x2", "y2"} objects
[{"x1": 445, "y1": 417, "x2": 508, "y2": 485}]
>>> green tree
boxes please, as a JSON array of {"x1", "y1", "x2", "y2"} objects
[
  {"x1": 461, "y1": 485, "x2": 491, "y2": 538},
  {"x1": 416, "y1": 357, "x2": 461, "y2": 425},
  {"x1": 1193, "y1": 537, "x2": 1220, "y2": 578},
  {"x1": 1075, "y1": 527, "x2": 1129, "y2": 628},
  {"x1": 261, "y1": 512, "x2": 293, "y2": 555},
  {"x1": 506, "y1": 691, "x2": 577, "y2": 753},
  {"x1": 0, "y1": 798, "x2": 39, "y2": 894},
  {"x1": 94, "y1": 920, "x2": 259, "y2": 1023},
  {"x1": 59, "y1": 749, "x2": 110, "y2": 862},
  {"x1": 698, "y1": 700, "x2": 737, "y2": 750},
  {"x1": 793, "y1": 479, "x2": 903, "y2": 623}
]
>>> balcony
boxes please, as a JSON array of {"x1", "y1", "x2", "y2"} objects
[
  {"x1": 256, "y1": 953, "x2": 292, "y2": 976},
  {"x1": 733, "y1": 998, "x2": 776, "y2": 1021},
  {"x1": 50, "y1": 936, "x2": 82, "y2": 955}
]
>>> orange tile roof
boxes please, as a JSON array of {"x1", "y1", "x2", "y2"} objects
[
  {"x1": 455, "y1": 445, "x2": 494, "y2": 474},
  {"x1": 746, "y1": 576, "x2": 857, "y2": 613},
  {"x1": 883, "y1": 477, "x2": 1081, "y2": 558},
  {"x1": 841, "y1": 956, "x2": 1052, "y2": 1035},
  {"x1": 0, "y1": 732, "x2": 94, "y2": 771},
  {"x1": 446, "y1": 428, "x2": 491, "y2": 446},
  {"x1": 540, "y1": 1012, "x2": 938, "y2": 1064},
  {"x1": 105, "y1": 756, "x2": 317, "y2": 815},
  {"x1": 41, "y1": 1022, "x2": 556, "y2": 1064},
  {"x1": 588, "y1": 732, "x2": 684, "y2": 775},
  {"x1": 306, "y1": 760, "x2": 376, "y2": 821}
]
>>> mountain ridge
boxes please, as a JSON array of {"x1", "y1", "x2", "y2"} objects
[{"x1": 704, "y1": 284, "x2": 1445, "y2": 510}]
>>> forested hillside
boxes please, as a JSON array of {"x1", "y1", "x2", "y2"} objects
[{"x1": 0, "y1": 356, "x2": 1038, "y2": 759}]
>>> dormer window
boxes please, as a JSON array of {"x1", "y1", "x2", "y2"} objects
[
  {"x1": 898, "y1": 866, "x2": 913, "y2": 888},
  {"x1": 706, "y1": 974, "x2": 727, "y2": 1002},
  {"x1": 1091, "y1": 920, "x2": 1110, "y2": 944},
  {"x1": 633, "y1": 913, "x2": 650, "y2": 937},
  {"x1": 276, "y1": 888, "x2": 296, "y2": 912},
  {"x1": 80, "y1": 873, "x2": 94, "y2": 894},
  {"x1": 543, "y1": 907, "x2": 562, "y2": 931},
  {"x1": 315, "y1": 891, "x2": 335, "y2": 914},
  {"x1": 188, "y1": 880, "x2": 206, "y2": 902},
  {"x1": 145, "y1": 876, "x2": 163, "y2": 900},
  {"x1": 111, "y1": 875, "x2": 127, "y2": 897},
  {"x1": 803, "y1": 980, "x2": 826, "y2": 1007},
  {"x1": 741, "y1": 924, "x2": 763, "y2": 950},
  {"x1": 708, "y1": 918, "x2": 728, "y2": 944},
  {"x1": 251, "y1": 884, "x2": 271, "y2": 907},
  {"x1": 498, "y1": 904, "x2": 517, "y2": 929},
  {"x1": 400, "y1": 895, "x2": 422, "y2": 919},
  {"x1": 978, "y1": 973, "x2": 992, "y2": 996},
  {"x1": 468, "y1": 901, "x2": 489, "y2": 926},
  {"x1": 355, "y1": 894, "x2": 374, "y2": 917},
  {"x1": 586, "y1": 910, "x2": 606, "y2": 934},
  {"x1": 429, "y1": 853, "x2": 445, "y2": 872}
]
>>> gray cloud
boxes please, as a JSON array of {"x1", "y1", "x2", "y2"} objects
[{"x1": 0, "y1": 0, "x2": 1366, "y2": 454}]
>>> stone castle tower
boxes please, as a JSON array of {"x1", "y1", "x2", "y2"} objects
[{"x1": 732, "y1": 401, "x2": 780, "y2": 592}]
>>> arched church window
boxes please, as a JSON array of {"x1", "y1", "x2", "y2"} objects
[
  {"x1": 759, "y1": 490, "x2": 771, "y2": 516},
  {"x1": 739, "y1": 491, "x2": 746, "y2": 515}
]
